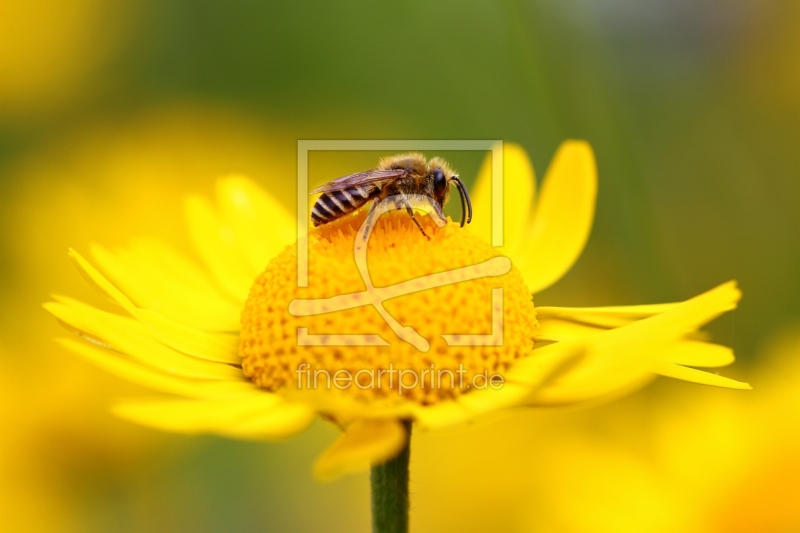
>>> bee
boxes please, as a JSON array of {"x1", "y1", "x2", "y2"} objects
[{"x1": 310, "y1": 153, "x2": 473, "y2": 239}]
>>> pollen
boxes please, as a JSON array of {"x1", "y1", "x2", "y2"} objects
[{"x1": 239, "y1": 210, "x2": 537, "y2": 405}]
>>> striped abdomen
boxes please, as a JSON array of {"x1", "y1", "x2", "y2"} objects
[{"x1": 312, "y1": 185, "x2": 379, "y2": 226}]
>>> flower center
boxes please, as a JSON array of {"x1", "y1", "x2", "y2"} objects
[{"x1": 239, "y1": 210, "x2": 537, "y2": 405}]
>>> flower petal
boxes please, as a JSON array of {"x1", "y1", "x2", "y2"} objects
[
  {"x1": 112, "y1": 396, "x2": 314, "y2": 439},
  {"x1": 215, "y1": 175, "x2": 295, "y2": 275},
  {"x1": 524, "y1": 342, "x2": 654, "y2": 406},
  {"x1": 605, "y1": 281, "x2": 741, "y2": 344},
  {"x1": 455, "y1": 382, "x2": 534, "y2": 417},
  {"x1": 471, "y1": 143, "x2": 536, "y2": 255},
  {"x1": 536, "y1": 302, "x2": 678, "y2": 328},
  {"x1": 525, "y1": 281, "x2": 742, "y2": 404},
  {"x1": 416, "y1": 343, "x2": 591, "y2": 428},
  {"x1": 112, "y1": 395, "x2": 282, "y2": 431},
  {"x1": 412, "y1": 401, "x2": 472, "y2": 430},
  {"x1": 504, "y1": 341, "x2": 588, "y2": 387},
  {"x1": 46, "y1": 297, "x2": 242, "y2": 380},
  {"x1": 313, "y1": 418, "x2": 408, "y2": 481},
  {"x1": 655, "y1": 340, "x2": 735, "y2": 368},
  {"x1": 56, "y1": 338, "x2": 258, "y2": 399},
  {"x1": 516, "y1": 141, "x2": 597, "y2": 294},
  {"x1": 222, "y1": 402, "x2": 316, "y2": 440},
  {"x1": 69, "y1": 248, "x2": 240, "y2": 364},
  {"x1": 279, "y1": 387, "x2": 418, "y2": 422},
  {"x1": 185, "y1": 195, "x2": 255, "y2": 303},
  {"x1": 534, "y1": 317, "x2": 606, "y2": 342},
  {"x1": 653, "y1": 362, "x2": 751, "y2": 390},
  {"x1": 90, "y1": 240, "x2": 241, "y2": 332}
]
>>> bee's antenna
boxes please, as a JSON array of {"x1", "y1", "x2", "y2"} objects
[{"x1": 452, "y1": 176, "x2": 472, "y2": 227}]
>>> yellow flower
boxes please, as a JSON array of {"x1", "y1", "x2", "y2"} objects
[{"x1": 46, "y1": 141, "x2": 749, "y2": 480}]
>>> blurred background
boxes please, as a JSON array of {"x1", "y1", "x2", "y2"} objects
[{"x1": 1, "y1": 0, "x2": 799, "y2": 531}]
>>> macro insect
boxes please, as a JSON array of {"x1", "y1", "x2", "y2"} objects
[{"x1": 310, "y1": 153, "x2": 473, "y2": 239}]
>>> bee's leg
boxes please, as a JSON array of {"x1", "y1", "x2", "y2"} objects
[
  {"x1": 359, "y1": 199, "x2": 380, "y2": 247},
  {"x1": 394, "y1": 195, "x2": 430, "y2": 239},
  {"x1": 405, "y1": 206, "x2": 430, "y2": 240}
]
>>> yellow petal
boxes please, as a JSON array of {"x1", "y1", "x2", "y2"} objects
[
  {"x1": 69, "y1": 248, "x2": 240, "y2": 364},
  {"x1": 504, "y1": 341, "x2": 587, "y2": 387},
  {"x1": 112, "y1": 395, "x2": 281, "y2": 432},
  {"x1": 113, "y1": 395, "x2": 314, "y2": 440},
  {"x1": 216, "y1": 175, "x2": 295, "y2": 275},
  {"x1": 56, "y1": 338, "x2": 258, "y2": 399},
  {"x1": 534, "y1": 317, "x2": 606, "y2": 342},
  {"x1": 653, "y1": 362, "x2": 751, "y2": 390},
  {"x1": 516, "y1": 140, "x2": 597, "y2": 293},
  {"x1": 184, "y1": 195, "x2": 255, "y2": 303},
  {"x1": 525, "y1": 282, "x2": 742, "y2": 404},
  {"x1": 313, "y1": 418, "x2": 408, "y2": 481},
  {"x1": 470, "y1": 143, "x2": 536, "y2": 255},
  {"x1": 646, "y1": 282, "x2": 737, "y2": 334},
  {"x1": 528, "y1": 340, "x2": 654, "y2": 406},
  {"x1": 46, "y1": 297, "x2": 242, "y2": 380},
  {"x1": 455, "y1": 382, "x2": 534, "y2": 417},
  {"x1": 524, "y1": 342, "x2": 655, "y2": 406},
  {"x1": 280, "y1": 387, "x2": 418, "y2": 423},
  {"x1": 542, "y1": 373, "x2": 658, "y2": 410},
  {"x1": 571, "y1": 282, "x2": 741, "y2": 352},
  {"x1": 655, "y1": 340, "x2": 735, "y2": 368},
  {"x1": 536, "y1": 302, "x2": 678, "y2": 328},
  {"x1": 222, "y1": 402, "x2": 316, "y2": 440},
  {"x1": 412, "y1": 401, "x2": 472, "y2": 430},
  {"x1": 90, "y1": 240, "x2": 241, "y2": 332},
  {"x1": 535, "y1": 302, "x2": 718, "y2": 341}
]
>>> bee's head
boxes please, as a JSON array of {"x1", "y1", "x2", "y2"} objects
[{"x1": 428, "y1": 158, "x2": 473, "y2": 227}]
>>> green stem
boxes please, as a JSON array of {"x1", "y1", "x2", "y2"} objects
[{"x1": 370, "y1": 420, "x2": 412, "y2": 533}]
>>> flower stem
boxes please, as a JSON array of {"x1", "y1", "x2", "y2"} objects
[{"x1": 370, "y1": 420, "x2": 412, "y2": 533}]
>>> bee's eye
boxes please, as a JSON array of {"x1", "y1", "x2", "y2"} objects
[{"x1": 433, "y1": 168, "x2": 447, "y2": 198}]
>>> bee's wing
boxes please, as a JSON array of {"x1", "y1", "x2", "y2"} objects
[{"x1": 310, "y1": 169, "x2": 408, "y2": 194}]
